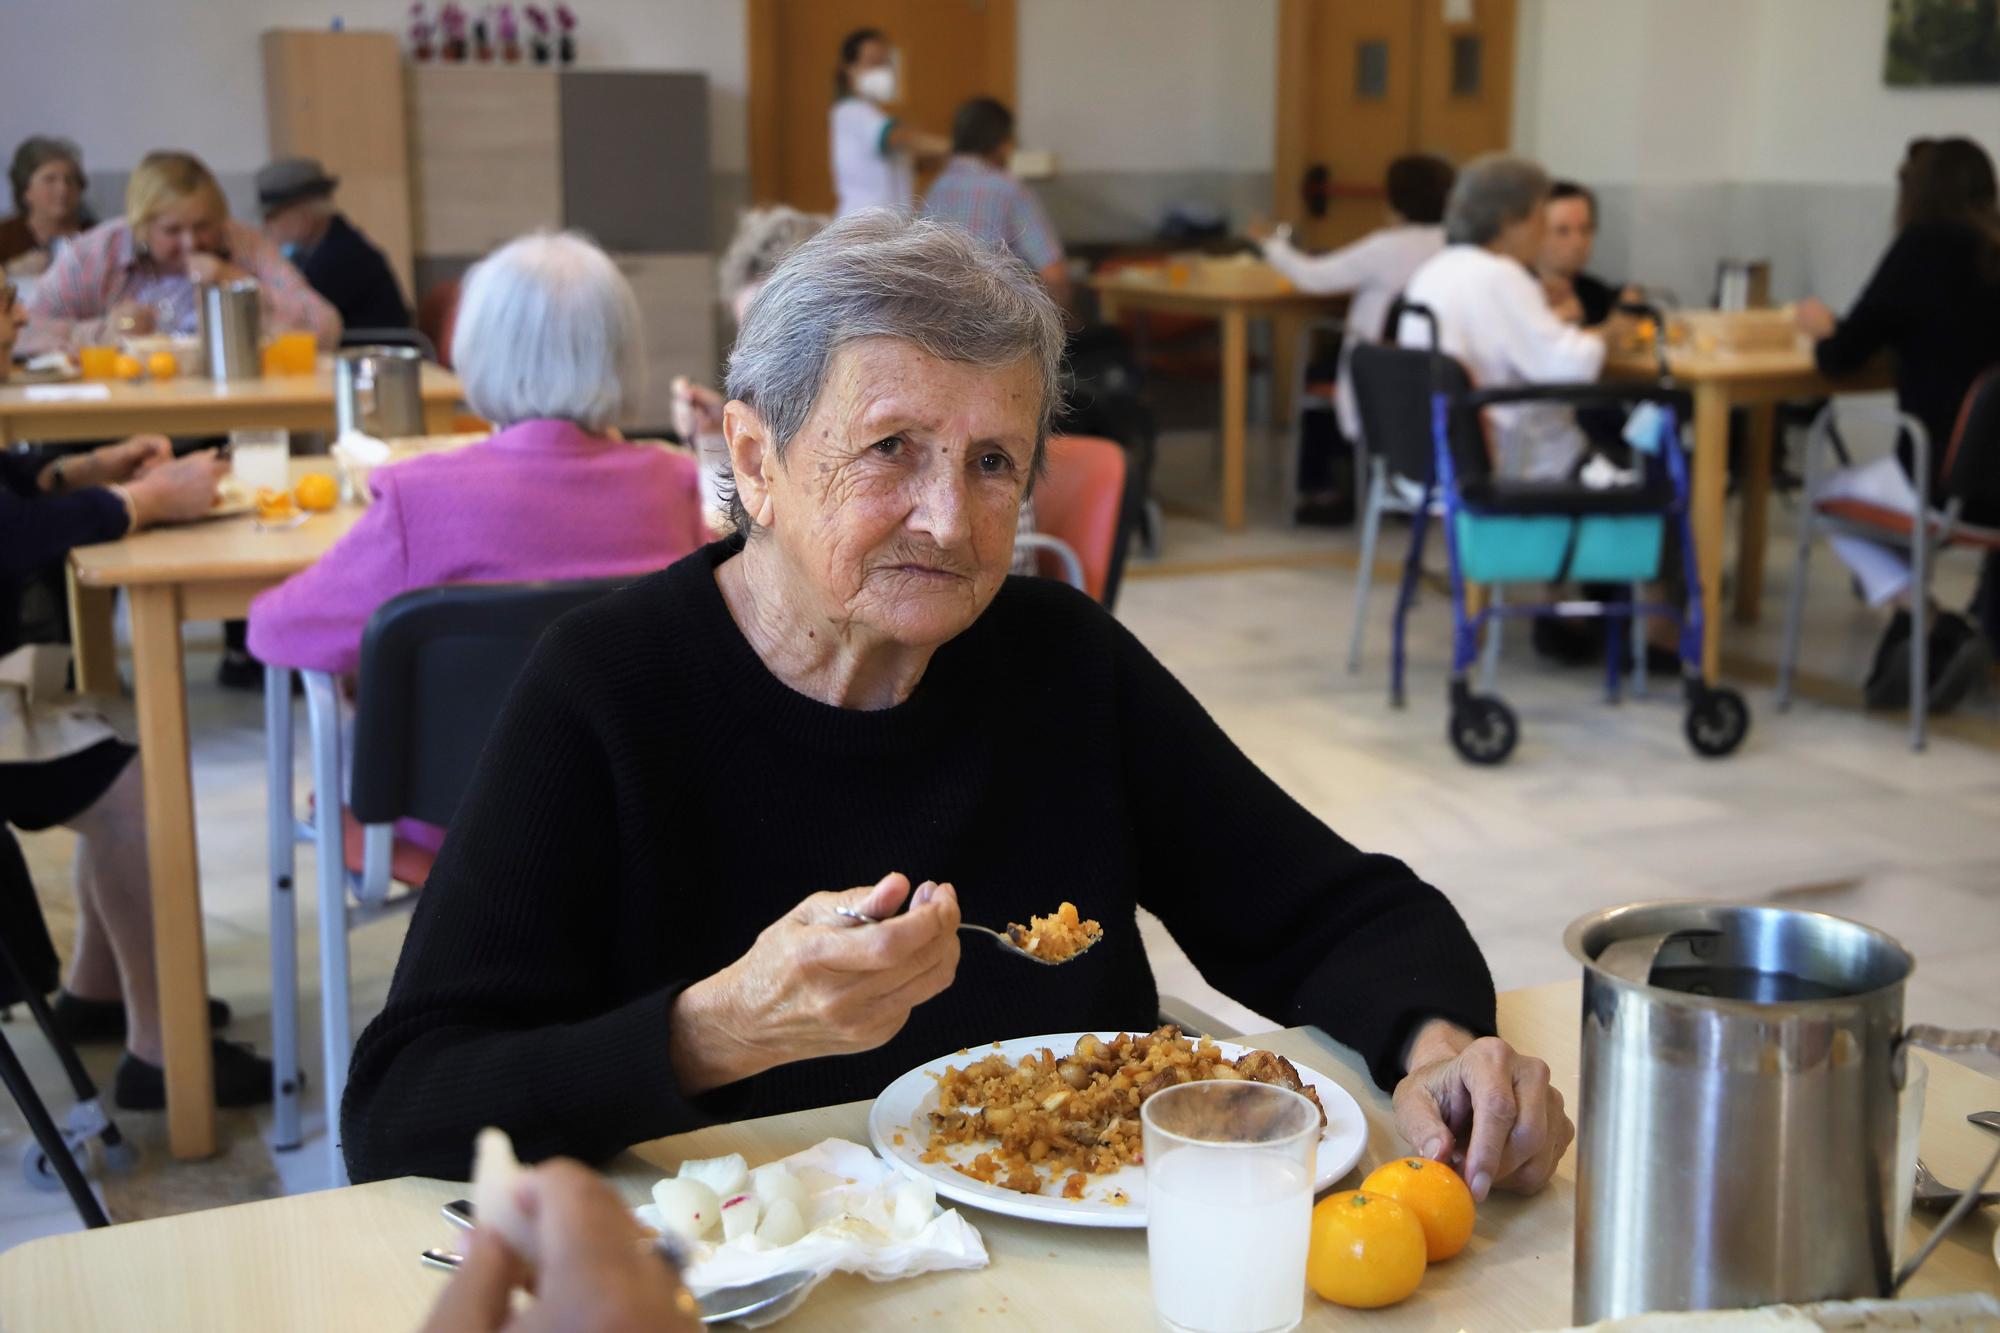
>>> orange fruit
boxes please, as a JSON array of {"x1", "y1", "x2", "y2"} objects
[
  {"x1": 1306, "y1": 1189, "x2": 1427, "y2": 1309},
  {"x1": 1361, "y1": 1157, "x2": 1476, "y2": 1262},
  {"x1": 146, "y1": 350, "x2": 178, "y2": 380},
  {"x1": 294, "y1": 472, "x2": 338, "y2": 512},
  {"x1": 113, "y1": 353, "x2": 143, "y2": 381}
]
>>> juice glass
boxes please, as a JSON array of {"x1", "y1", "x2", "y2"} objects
[
  {"x1": 1143, "y1": 1080, "x2": 1318, "y2": 1333},
  {"x1": 264, "y1": 331, "x2": 318, "y2": 376},
  {"x1": 78, "y1": 346, "x2": 120, "y2": 380}
]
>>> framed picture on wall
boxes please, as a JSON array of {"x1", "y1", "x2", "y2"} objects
[{"x1": 1885, "y1": 0, "x2": 2000, "y2": 85}]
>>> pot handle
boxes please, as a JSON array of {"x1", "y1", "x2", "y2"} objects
[{"x1": 1888, "y1": 1024, "x2": 2000, "y2": 1294}]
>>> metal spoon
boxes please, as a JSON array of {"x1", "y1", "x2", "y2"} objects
[
  {"x1": 431, "y1": 1202, "x2": 818, "y2": 1325},
  {"x1": 833, "y1": 905, "x2": 1096, "y2": 965},
  {"x1": 1969, "y1": 1110, "x2": 2000, "y2": 1133}
]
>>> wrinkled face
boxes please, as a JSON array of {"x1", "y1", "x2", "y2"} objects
[
  {"x1": 141, "y1": 196, "x2": 225, "y2": 267},
  {"x1": 24, "y1": 158, "x2": 83, "y2": 227},
  {"x1": 1539, "y1": 195, "x2": 1595, "y2": 278},
  {"x1": 741, "y1": 337, "x2": 1039, "y2": 650}
]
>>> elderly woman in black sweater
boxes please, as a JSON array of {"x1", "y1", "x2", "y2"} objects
[{"x1": 344, "y1": 213, "x2": 1572, "y2": 1202}]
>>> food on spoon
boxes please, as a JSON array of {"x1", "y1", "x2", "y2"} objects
[
  {"x1": 1003, "y1": 901, "x2": 1103, "y2": 962},
  {"x1": 750, "y1": 1160, "x2": 806, "y2": 1210},
  {"x1": 924, "y1": 1026, "x2": 1326, "y2": 1197},
  {"x1": 1361, "y1": 1157, "x2": 1475, "y2": 1262},
  {"x1": 471, "y1": 1126, "x2": 536, "y2": 1263},
  {"x1": 1307, "y1": 1190, "x2": 1428, "y2": 1308},
  {"x1": 676, "y1": 1152, "x2": 749, "y2": 1199},
  {"x1": 719, "y1": 1190, "x2": 760, "y2": 1242},
  {"x1": 650, "y1": 1176, "x2": 721, "y2": 1242},
  {"x1": 755, "y1": 1196, "x2": 806, "y2": 1246}
]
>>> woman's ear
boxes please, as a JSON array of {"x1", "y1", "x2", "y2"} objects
[{"x1": 723, "y1": 400, "x2": 779, "y2": 528}]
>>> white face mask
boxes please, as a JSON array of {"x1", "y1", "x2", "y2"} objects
[{"x1": 854, "y1": 65, "x2": 897, "y2": 104}]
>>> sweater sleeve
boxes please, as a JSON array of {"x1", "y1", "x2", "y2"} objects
[
  {"x1": 1110, "y1": 614, "x2": 1496, "y2": 1088},
  {"x1": 1496, "y1": 261, "x2": 1606, "y2": 383},
  {"x1": 245, "y1": 474, "x2": 415, "y2": 675},
  {"x1": 1261, "y1": 231, "x2": 1393, "y2": 295},
  {"x1": 1815, "y1": 231, "x2": 1916, "y2": 378},
  {"x1": 340, "y1": 621, "x2": 725, "y2": 1182},
  {"x1": 0, "y1": 479, "x2": 131, "y2": 575}
]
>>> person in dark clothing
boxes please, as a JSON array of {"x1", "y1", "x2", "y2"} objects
[
  {"x1": 257, "y1": 157, "x2": 411, "y2": 332},
  {"x1": 342, "y1": 213, "x2": 1572, "y2": 1199},
  {"x1": 1536, "y1": 180, "x2": 1635, "y2": 328},
  {"x1": 1796, "y1": 136, "x2": 2000, "y2": 710}
]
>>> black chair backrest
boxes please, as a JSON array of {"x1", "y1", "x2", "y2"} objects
[
  {"x1": 1943, "y1": 368, "x2": 2000, "y2": 517},
  {"x1": 339, "y1": 328, "x2": 440, "y2": 363},
  {"x1": 347, "y1": 577, "x2": 630, "y2": 829},
  {"x1": 1349, "y1": 340, "x2": 1482, "y2": 486}
]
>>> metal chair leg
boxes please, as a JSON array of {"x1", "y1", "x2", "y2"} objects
[
  {"x1": 1909, "y1": 532, "x2": 1930, "y2": 753},
  {"x1": 1479, "y1": 584, "x2": 1503, "y2": 694},
  {"x1": 303, "y1": 671, "x2": 352, "y2": 1185},
  {"x1": 1391, "y1": 492, "x2": 1434, "y2": 709},
  {"x1": 1630, "y1": 582, "x2": 1649, "y2": 699},
  {"x1": 1346, "y1": 461, "x2": 1387, "y2": 672},
  {"x1": 266, "y1": 664, "x2": 302, "y2": 1150},
  {"x1": 1775, "y1": 508, "x2": 1816, "y2": 712}
]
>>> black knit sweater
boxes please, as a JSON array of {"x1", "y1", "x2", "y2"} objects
[{"x1": 341, "y1": 541, "x2": 1497, "y2": 1182}]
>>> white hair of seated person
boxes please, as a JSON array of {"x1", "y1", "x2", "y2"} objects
[
  {"x1": 717, "y1": 205, "x2": 829, "y2": 323},
  {"x1": 451, "y1": 230, "x2": 645, "y2": 432},
  {"x1": 1445, "y1": 153, "x2": 1552, "y2": 249}
]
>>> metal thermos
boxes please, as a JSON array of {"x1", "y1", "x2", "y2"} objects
[
  {"x1": 1714, "y1": 258, "x2": 1772, "y2": 311},
  {"x1": 197, "y1": 279, "x2": 262, "y2": 381},
  {"x1": 334, "y1": 346, "x2": 425, "y2": 439},
  {"x1": 1566, "y1": 902, "x2": 2000, "y2": 1322}
]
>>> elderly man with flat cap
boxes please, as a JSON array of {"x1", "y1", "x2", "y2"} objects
[{"x1": 257, "y1": 156, "x2": 410, "y2": 332}]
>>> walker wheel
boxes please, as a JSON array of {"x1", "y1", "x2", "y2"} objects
[
  {"x1": 1684, "y1": 686, "x2": 1750, "y2": 758},
  {"x1": 1449, "y1": 694, "x2": 1519, "y2": 765},
  {"x1": 21, "y1": 1141, "x2": 63, "y2": 1192}
]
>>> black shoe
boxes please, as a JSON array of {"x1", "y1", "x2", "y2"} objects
[
  {"x1": 1927, "y1": 612, "x2": 1990, "y2": 715},
  {"x1": 1863, "y1": 610, "x2": 1914, "y2": 710},
  {"x1": 1532, "y1": 616, "x2": 1599, "y2": 666},
  {"x1": 115, "y1": 1038, "x2": 275, "y2": 1110},
  {"x1": 216, "y1": 649, "x2": 263, "y2": 691},
  {"x1": 48, "y1": 991, "x2": 232, "y2": 1044}
]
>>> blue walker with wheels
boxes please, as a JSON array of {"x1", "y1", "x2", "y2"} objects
[{"x1": 1386, "y1": 305, "x2": 1750, "y2": 764}]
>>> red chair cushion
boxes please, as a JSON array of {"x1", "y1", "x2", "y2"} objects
[
  {"x1": 1034, "y1": 437, "x2": 1127, "y2": 602},
  {"x1": 1815, "y1": 496, "x2": 2000, "y2": 548}
]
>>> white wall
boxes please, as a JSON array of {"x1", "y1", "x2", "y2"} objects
[
  {"x1": 1016, "y1": 0, "x2": 1276, "y2": 173},
  {"x1": 0, "y1": 0, "x2": 747, "y2": 174}
]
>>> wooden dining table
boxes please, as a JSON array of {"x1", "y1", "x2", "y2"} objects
[
  {"x1": 1091, "y1": 266, "x2": 1349, "y2": 532},
  {"x1": 1601, "y1": 338, "x2": 1894, "y2": 680},
  {"x1": 3, "y1": 981, "x2": 1993, "y2": 1331}
]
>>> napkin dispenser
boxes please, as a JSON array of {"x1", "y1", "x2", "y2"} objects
[
  {"x1": 1566, "y1": 902, "x2": 2000, "y2": 1323},
  {"x1": 335, "y1": 346, "x2": 424, "y2": 440},
  {"x1": 197, "y1": 278, "x2": 262, "y2": 381}
]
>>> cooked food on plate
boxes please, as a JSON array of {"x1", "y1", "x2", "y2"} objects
[
  {"x1": 1004, "y1": 901, "x2": 1102, "y2": 962},
  {"x1": 923, "y1": 1026, "x2": 1327, "y2": 1196}
]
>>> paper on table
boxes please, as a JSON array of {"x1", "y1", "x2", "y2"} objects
[
  {"x1": 637, "y1": 1138, "x2": 988, "y2": 1328},
  {"x1": 21, "y1": 383, "x2": 111, "y2": 402}
]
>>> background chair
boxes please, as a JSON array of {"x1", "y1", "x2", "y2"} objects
[
  {"x1": 1285, "y1": 316, "x2": 1351, "y2": 523},
  {"x1": 267, "y1": 577, "x2": 629, "y2": 1181},
  {"x1": 338, "y1": 328, "x2": 439, "y2": 363},
  {"x1": 1777, "y1": 372, "x2": 2000, "y2": 751},
  {"x1": 1018, "y1": 436, "x2": 1129, "y2": 605}
]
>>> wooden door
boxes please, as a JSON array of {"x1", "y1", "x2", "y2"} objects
[
  {"x1": 747, "y1": 0, "x2": 1016, "y2": 214},
  {"x1": 1274, "y1": 0, "x2": 1515, "y2": 252}
]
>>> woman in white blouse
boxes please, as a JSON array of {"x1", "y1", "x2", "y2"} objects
[
  {"x1": 1398, "y1": 155, "x2": 1634, "y2": 480},
  {"x1": 828, "y1": 28, "x2": 947, "y2": 217}
]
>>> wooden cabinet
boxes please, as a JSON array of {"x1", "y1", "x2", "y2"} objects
[
  {"x1": 262, "y1": 30, "x2": 418, "y2": 298},
  {"x1": 406, "y1": 65, "x2": 563, "y2": 256}
]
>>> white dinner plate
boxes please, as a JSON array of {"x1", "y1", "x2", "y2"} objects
[{"x1": 867, "y1": 1031, "x2": 1368, "y2": 1229}]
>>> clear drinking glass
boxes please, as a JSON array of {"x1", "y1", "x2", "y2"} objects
[
  {"x1": 229, "y1": 428, "x2": 291, "y2": 492},
  {"x1": 1143, "y1": 1079, "x2": 1319, "y2": 1333}
]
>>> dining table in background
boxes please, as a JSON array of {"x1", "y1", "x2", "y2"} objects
[
  {"x1": 2, "y1": 980, "x2": 1993, "y2": 1330},
  {"x1": 1601, "y1": 337, "x2": 1894, "y2": 680},
  {"x1": 1090, "y1": 265, "x2": 1349, "y2": 532}
]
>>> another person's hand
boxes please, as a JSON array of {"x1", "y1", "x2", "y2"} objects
[
  {"x1": 668, "y1": 872, "x2": 962, "y2": 1095},
  {"x1": 1392, "y1": 1021, "x2": 1574, "y2": 1202},
  {"x1": 1245, "y1": 216, "x2": 1278, "y2": 245},
  {"x1": 1541, "y1": 273, "x2": 1583, "y2": 324},
  {"x1": 107, "y1": 301, "x2": 156, "y2": 337},
  {"x1": 1596, "y1": 308, "x2": 1641, "y2": 348},
  {"x1": 670, "y1": 377, "x2": 726, "y2": 443},
  {"x1": 91, "y1": 434, "x2": 175, "y2": 484},
  {"x1": 420, "y1": 1159, "x2": 701, "y2": 1333},
  {"x1": 1794, "y1": 296, "x2": 1837, "y2": 340},
  {"x1": 185, "y1": 253, "x2": 249, "y2": 286},
  {"x1": 123, "y1": 449, "x2": 228, "y2": 529}
]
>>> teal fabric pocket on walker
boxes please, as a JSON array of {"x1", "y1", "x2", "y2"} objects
[
  {"x1": 1453, "y1": 514, "x2": 1572, "y2": 582},
  {"x1": 1569, "y1": 515, "x2": 1664, "y2": 581}
]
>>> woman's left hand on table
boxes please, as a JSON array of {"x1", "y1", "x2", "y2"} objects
[
  {"x1": 1391, "y1": 1020, "x2": 1574, "y2": 1202},
  {"x1": 92, "y1": 434, "x2": 175, "y2": 484}
]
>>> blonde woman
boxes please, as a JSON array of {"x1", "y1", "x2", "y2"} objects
[{"x1": 22, "y1": 148, "x2": 338, "y2": 353}]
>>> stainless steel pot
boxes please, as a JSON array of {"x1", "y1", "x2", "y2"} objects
[
  {"x1": 334, "y1": 346, "x2": 425, "y2": 439},
  {"x1": 1566, "y1": 901, "x2": 2000, "y2": 1322},
  {"x1": 197, "y1": 279, "x2": 262, "y2": 381}
]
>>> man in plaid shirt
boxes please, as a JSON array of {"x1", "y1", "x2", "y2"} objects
[{"x1": 922, "y1": 98, "x2": 1070, "y2": 310}]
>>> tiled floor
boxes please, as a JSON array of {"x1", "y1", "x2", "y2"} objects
[{"x1": 2, "y1": 419, "x2": 1996, "y2": 1253}]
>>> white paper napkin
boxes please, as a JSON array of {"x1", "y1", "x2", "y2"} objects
[{"x1": 637, "y1": 1138, "x2": 988, "y2": 1327}]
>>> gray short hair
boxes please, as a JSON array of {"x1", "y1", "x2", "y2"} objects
[
  {"x1": 722, "y1": 210, "x2": 1067, "y2": 535},
  {"x1": 1444, "y1": 154, "x2": 1552, "y2": 246},
  {"x1": 717, "y1": 205, "x2": 828, "y2": 308},
  {"x1": 451, "y1": 230, "x2": 644, "y2": 432}
]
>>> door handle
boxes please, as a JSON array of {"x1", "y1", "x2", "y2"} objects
[{"x1": 1302, "y1": 164, "x2": 1330, "y2": 218}]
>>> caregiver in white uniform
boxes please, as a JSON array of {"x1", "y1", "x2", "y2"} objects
[{"x1": 829, "y1": 28, "x2": 947, "y2": 217}]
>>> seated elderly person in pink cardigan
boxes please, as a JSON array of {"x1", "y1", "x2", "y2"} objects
[{"x1": 248, "y1": 231, "x2": 706, "y2": 851}]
